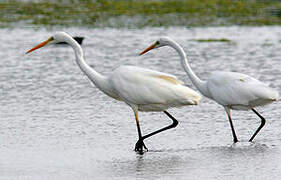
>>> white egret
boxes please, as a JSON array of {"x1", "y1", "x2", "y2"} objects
[
  {"x1": 140, "y1": 37, "x2": 278, "y2": 143},
  {"x1": 26, "y1": 32, "x2": 202, "y2": 153}
]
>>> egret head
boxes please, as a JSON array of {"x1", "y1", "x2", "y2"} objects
[
  {"x1": 139, "y1": 37, "x2": 174, "y2": 55},
  {"x1": 26, "y1": 32, "x2": 71, "y2": 54}
]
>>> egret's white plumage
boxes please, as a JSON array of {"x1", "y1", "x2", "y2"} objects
[
  {"x1": 110, "y1": 66, "x2": 200, "y2": 111},
  {"x1": 207, "y1": 71, "x2": 278, "y2": 110},
  {"x1": 140, "y1": 37, "x2": 278, "y2": 143},
  {"x1": 26, "y1": 32, "x2": 201, "y2": 153}
]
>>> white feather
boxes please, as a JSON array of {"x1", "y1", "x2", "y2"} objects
[{"x1": 110, "y1": 66, "x2": 201, "y2": 111}]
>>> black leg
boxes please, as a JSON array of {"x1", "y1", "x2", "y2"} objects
[
  {"x1": 134, "y1": 110, "x2": 179, "y2": 153},
  {"x1": 133, "y1": 109, "x2": 147, "y2": 154},
  {"x1": 225, "y1": 107, "x2": 238, "y2": 143},
  {"x1": 142, "y1": 111, "x2": 179, "y2": 140},
  {"x1": 249, "y1": 108, "x2": 266, "y2": 142}
]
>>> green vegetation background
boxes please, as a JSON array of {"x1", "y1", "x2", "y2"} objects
[{"x1": 1, "y1": 0, "x2": 281, "y2": 27}]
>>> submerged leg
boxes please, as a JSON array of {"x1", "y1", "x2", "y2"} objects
[
  {"x1": 225, "y1": 107, "x2": 238, "y2": 143},
  {"x1": 133, "y1": 108, "x2": 147, "y2": 154},
  {"x1": 249, "y1": 108, "x2": 266, "y2": 142}
]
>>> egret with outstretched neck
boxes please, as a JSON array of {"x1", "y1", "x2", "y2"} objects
[
  {"x1": 140, "y1": 37, "x2": 278, "y2": 143},
  {"x1": 26, "y1": 32, "x2": 202, "y2": 153}
]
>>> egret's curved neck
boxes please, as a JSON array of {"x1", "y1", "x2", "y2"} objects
[
  {"x1": 64, "y1": 36, "x2": 115, "y2": 97},
  {"x1": 168, "y1": 40, "x2": 209, "y2": 97}
]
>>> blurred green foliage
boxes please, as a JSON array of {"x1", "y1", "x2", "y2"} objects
[{"x1": 0, "y1": 0, "x2": 281, "y2": 27}]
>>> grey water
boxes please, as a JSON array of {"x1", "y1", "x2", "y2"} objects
[{"x1": 0, "y1": 26, "x2": 281, "y2": 180}]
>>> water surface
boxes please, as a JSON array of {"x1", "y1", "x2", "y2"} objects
[{"x1": 0, "y1": 26, "x2": 281, "y2": 179}]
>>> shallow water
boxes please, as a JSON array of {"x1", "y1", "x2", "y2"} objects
[{"x1": 0, "y1": 26, "x2": 281, "y2": 179}]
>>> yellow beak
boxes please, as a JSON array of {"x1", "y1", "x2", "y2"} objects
[
  {"x1": 139, "y1": 42, "x2": 157, "y2": 55},
  {"x1": 26, "y1": 37, "x2": 53, "y2": 54}
]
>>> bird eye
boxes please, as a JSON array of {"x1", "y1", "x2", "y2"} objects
[
  {"x1": 49, "y1": 37, "x2": 54, "y2": 41},
  {"x1": 155, "y1": 41, "x2": 160, "y2": 45}
]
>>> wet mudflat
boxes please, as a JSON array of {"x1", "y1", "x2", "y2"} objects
[{"x1": 0, "y1": 26, "x2": 281, "y2": 179}]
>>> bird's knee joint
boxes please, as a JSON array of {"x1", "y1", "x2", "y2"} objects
[
  {"x1": 261, "y1": 118, "x2": 266, "y2": 125},
  {"x1": 172, "y1": 120, "x2": 179, "y2": 128}
]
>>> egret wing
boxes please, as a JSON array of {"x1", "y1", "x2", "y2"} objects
[
  {"x1": 207, "y1": 71, "x2": 278, "y2": 107},
  {"x1": 110, "y1": 66, "x2": 201, "y2": 106}
]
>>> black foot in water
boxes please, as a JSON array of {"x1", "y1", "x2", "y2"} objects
[
  {"x1": 234, "y1": 138, "x2": 239, "y2": 143},
  {"x1": 134, "y1": 139, "x2": 148, "y2": 154}
]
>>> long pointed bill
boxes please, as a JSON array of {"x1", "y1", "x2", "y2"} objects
[
  {"x1": 139, "y1": 42, "x2": 157, "y2": 56},
  {"x1": 26, "y1": 37, "x2": 53, "y2": 54}
]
